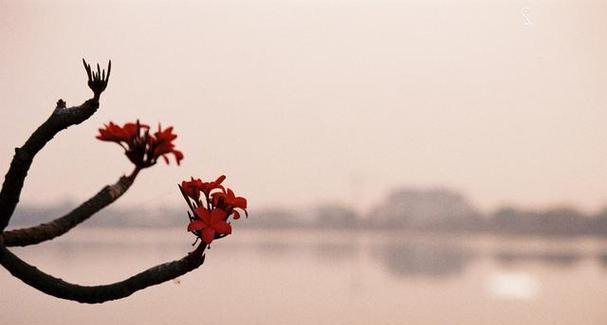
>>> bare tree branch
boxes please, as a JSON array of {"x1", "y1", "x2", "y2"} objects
[
  {"x1": 0, "y1": 60, "x2": 111, "y2": 232},
  {"x1": 0, "y1": 60, "x2": 217, "y2": 304},
  {"x1": 83, "y1": 59, "x2": 111, "y2": 99},
  {"x1": 0, "y1": 242, "x2": 206, "y2": 304},
  {"x1": 2, "y1": 168, "x2": 140, "y2": 247}
]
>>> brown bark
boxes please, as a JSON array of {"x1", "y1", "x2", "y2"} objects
[
  {"x1": 0, "y1": 60, "x2": 211, "y2": 305},
  {"x1": 0, "y1": 241, "x2": 206, "y2": 304},
  {"x1": 2, "y1": 168, "x2": 139, "y2": 247},
  {"x1": 0, "y1": 98, "x2": 102, "y2": 232}
]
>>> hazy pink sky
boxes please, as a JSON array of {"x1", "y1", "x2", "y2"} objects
[{"x1": 1, "y1": 0, "x2": 606, "y2": 213}]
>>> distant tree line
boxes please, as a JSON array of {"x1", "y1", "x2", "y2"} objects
[
  {"x1": 11, "y1": 187, "x2": 607, "y2": 236},
  {"x1": 247, "y1": 188, "x2": 607, "y2": 236}
]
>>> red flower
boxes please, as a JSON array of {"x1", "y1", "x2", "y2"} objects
[
  {"x1": 181, "y1": 175, "x2": 247, "y2": 245},
  {"x1": 96, "y1": 121, "x2": 183, "y2": 168},
  {"x1": 212, "y1": 188, "x2": 248, "y2": 219},
  {"x1": 200, "y1": 175, "x2": 226, "y2": 197},
  {"x1": 97, "y1": 121, "x2": 149, "y2": 143},
  {"x1": 181, "y1": 177, "x2": 204, "y2": 201},
  {"x1": 181, "y1": 175, "x2": 226, "y2": 201},
  {"x1": 187, "y1": 207, "x2": 232, "y2": 244},
  {"x1": 151, "y1": 124, "x2": 183, "y2": 165}
]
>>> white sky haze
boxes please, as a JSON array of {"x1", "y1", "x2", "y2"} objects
[{"x1": 1, "y1": 0, "x2": 607, "y2": 213}]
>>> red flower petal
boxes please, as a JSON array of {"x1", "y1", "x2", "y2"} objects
[
  {"x1": 234, "y1": 197, "x2": 247, "y2": 209},
  {"x1": 209, "y1": 209, "x2": 227, "y2": 223},
  {"x1": 161, "y1": 154, "x2": 170, "y2": 165},
  {"x1": 202, "y1": 228, "x2": 215, "y2": 244},
  {"x1": 227, "y1": 188, "x2": 235, "y2": 200},
  {"x1": 195, "y1": 207, "x2": 211, "y2": 224},
  {"x1": 181, "y1": 178, "x2": 202, "y2": 200},
  {"x1": 215, "y1": 175, "x2": 226, "y2": 184},
  {"x1": 214, "y1": 221, "x2": 232, "y2": 235},
  {"x1": 173, "y1": 150, "x2": 184, "y2": 165},
  {"x1": 187, "y1": 220, "x2": 205, "y2": 232}
]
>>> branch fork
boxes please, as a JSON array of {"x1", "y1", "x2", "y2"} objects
[{"x1": 0, "y1": 60, "x2": 207, "y2": 304}]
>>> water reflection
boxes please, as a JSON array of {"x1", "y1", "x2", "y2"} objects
[
  {"x1": 376, "y1": 240, "x2": 474, "y2": 278},
  {"x1": 594, "y1": 253, "x2": 607, "y2": 267},
  {"x1": 224, "y1": 232, "x2": 607, "y2": 278},
  {"x1": 252, "y1": 238, "x2": 360, "y2": 265},
  {"x1": 4, "y1": 229, "x2": 607, "y2": 325},
  {"x1": 488, "y1": 271, "x2": 539, "y2": 300},
  {"x1": 313, "y1": 241, "x2": 358, "y2": 262},
  {"x1": 254, "y1": 241, "x2": 293, "y2": 257},
  {"x1": 494, "y1": 251, "x2": 583, "y2": 267}
]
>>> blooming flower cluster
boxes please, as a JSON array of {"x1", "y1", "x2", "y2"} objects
[
  {"x1": 97, "y1": 121, "x2": 183, "y2": 168},
  {"x1": 180, "y1": 175, "x2": 248, "y2": 245}
]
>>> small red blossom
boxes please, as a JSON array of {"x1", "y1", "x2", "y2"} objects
[
  {"x1": 180, "y1": 175, "x2": 226, "y2": 201},
  {"x1": 200, "y1": 175, "x2": 227, "y2": 197},
  {"x1": 187, "y1": 207, "x2": 232, "y2": 244},
  {"x1": 180, "y1": 175, "x2": 248, "y2": 246},
  {"x1": 212, "y1": 188, "x2": 248, "y2": 219},
  {"x1": 97, "y1": 121, "x2": 149, "y2": 143},
  {"x1": 96, "y1": 121, "x2": 183, "y2": 168},
  {"x1": 151, "y1": 124, "x2": 183, "y2": 165},
  {"x1": 181, "y1": 177, "x2": 204, "y2": 201}
]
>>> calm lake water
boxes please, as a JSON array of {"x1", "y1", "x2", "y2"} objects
[{"x1": 2, "y1": 228, "x2": 607, "y2": 324}]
